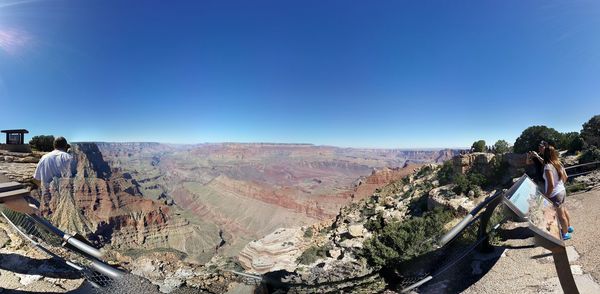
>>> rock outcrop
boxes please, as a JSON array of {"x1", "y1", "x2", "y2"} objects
[
  {"x1": 238, "y1": 227, "x2": 309, "y2": 274},
  {"x1": 452, "y1": 152, "x2": 496, "y2": 176}
]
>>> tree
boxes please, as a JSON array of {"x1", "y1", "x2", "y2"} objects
[
  {"x1": 471, "y1": 140, "x2": 486, "y2": 152},
  {"x1": 579, "y1": 147, "x2": 600, "y2": 164},
  {"x1": 513, "y1": 126, "x2": 562, "y2": 154},
  {"x1": 581, "y1": 115, "x2": 600, "y2": 147},
  {"x1": 568, "y1": 136, "x2": 585, "y2": 154},
  {"x1": 29, "y1": 135, "x2": 55, "y2": 151},
  {"x1": 493, "y1": 140, "x2": 511, "y2": 154}
]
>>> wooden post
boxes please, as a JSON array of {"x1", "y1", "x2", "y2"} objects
[{"x1": 533, "y1": 232, "x2": 579, "y2": 294}]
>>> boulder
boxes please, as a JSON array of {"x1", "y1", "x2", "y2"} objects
[
  {"x1": 329, "y1": 248, "x2": 342, "y2": 260},
  {"x1": 428, "y1": 186, "x2": 474, "y2": 215},
  {"x1": 339, "y1": 239, "x2": 363, "y2": 249},
  {"x1": 347, "y1": 224, "x2": 364, "y2": 238}
]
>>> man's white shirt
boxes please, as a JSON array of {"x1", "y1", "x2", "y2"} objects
[{"x1": 33, "y1": 150, "x2": 74, "y2": 184}]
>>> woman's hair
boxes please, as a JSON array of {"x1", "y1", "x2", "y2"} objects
[{"x1": 543, "y1": 145, "x2": 567, "y2": 183}]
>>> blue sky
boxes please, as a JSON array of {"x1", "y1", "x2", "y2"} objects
[{"x1": 1, "y1": 1, "x2": 599, "y2": 148}]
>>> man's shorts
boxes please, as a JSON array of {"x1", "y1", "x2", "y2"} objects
[{"x1": 549, "y1": 190, "x2": 566, "y2": 208}]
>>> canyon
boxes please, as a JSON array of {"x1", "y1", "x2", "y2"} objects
[
  {"x1": 1, "y1": 143, "x2": 458, "y2": 265},
  {"x1": 94, "y1": 143, "x2": 457, "y2": 259}
]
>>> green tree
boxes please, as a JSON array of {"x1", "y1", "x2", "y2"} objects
[
  {"x1": 513, "y1": 126, "x2": 562, "y2": 153},
  {"x1": 471, "y1": 140, "x2": 486, "y2": 152},
  {"x1": 559, "y1": 132, "x2": 581, "y2": 151},
  {"x1": 493, "y1": 140, "x2": 511, "y2": 154},
  {"x1": 437, "y1": 161, "x2": 455, "y2": 185},
  {"x1": 568, "y1": 136, "x2": 585, "y2": 154},
  {"x1": 579, "y1": 147, "x2": 600, "y2": 164},
  {"x1": 362, "y1": 208, "x2": 454, "y2": 268},
  {"x1": 29, "y1": 135, "x2": 55, "y2": 152},
  {"x1": 581, "y1": 115, "x2": 600, "y2": 147}
]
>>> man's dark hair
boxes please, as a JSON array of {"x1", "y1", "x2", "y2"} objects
[{"x1": 54, "y1": 136, "x2": 69, "y2": 150}]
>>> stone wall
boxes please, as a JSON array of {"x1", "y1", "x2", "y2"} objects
[{"x1": 0, "y1": 144, "x2": 32, "y2": 153}]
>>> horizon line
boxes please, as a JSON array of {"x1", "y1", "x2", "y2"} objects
[{"x1": 71, "y1": 141, "x2": 469, "y2": 150}]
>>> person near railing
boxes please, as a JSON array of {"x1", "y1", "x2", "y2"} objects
[
  {"x1": 526, "y1": 141, "x2": 548, "y2": 185},
  {"x1": 543, "y1": 145, "x2": 574, "y2": 240}
]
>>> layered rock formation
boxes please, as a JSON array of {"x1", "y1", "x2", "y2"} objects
[
  {"x1": 352, "y1": 163, "x2": 425, "y2": 200},
  {"x1": 36, "y1": 144, "x2": 170, "y2": 244},
  {"x1": 94, "y1": 143, "x2": 458, "y2": 258},
  {"x1": 238, "y1": 227, "x2": 309, "y2": 274}
]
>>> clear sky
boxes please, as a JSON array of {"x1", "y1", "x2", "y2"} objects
[{"x1": 1, "y1": 1, "x2": 599, "y2": 148}]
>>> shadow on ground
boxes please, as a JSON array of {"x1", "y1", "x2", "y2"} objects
[
  {"x1": 385, "y1": 226, "x2": 538, "y2": 293},
  {"x1": 0, "y1": 253, "x2": 81, "y2": 279}
]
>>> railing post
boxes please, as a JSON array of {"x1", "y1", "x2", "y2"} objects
[{"x1": 476, "y1": 194, "x2": 503, "y2": 253}]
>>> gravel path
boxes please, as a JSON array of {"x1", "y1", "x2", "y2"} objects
[{"x1": 461, "y1": 188, "x2": 600, "y2": 294}]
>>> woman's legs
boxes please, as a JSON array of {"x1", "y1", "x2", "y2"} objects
[
  {"x1": 557, "y1": 206, "x2": 569, "y2": 235},
  {"x1": 564, "y1": 208, "x2": 571, "y2": 228}
]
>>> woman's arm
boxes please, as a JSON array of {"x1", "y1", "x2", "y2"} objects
[{"x1": 545, "y1": 169, "x2": 554, "y2": 197}]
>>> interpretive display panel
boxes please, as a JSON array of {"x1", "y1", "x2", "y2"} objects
[{"x1": 503, "y1": 175, "x2": 563, "y2": 244}]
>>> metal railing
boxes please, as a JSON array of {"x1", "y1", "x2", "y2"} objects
[
  {"x1": 399, "y1": 190, "x2": 506, "y2": 292},
  {"x1": 565, "y1": 161, "x2": 600, "y2": 179}
]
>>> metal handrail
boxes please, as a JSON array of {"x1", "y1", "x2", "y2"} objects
[
  {"x1": 438, "y1": 190, "x2": 503, "y2": 247},
  {"x1": 28, "y1": 214, "x2": 104, "y2": 259},
  {"x1": 565, "y1": 161, "x2": 600, "y2": 171}
]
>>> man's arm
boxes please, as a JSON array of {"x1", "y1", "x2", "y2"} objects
[
  {"x1": 33, "y1": 158, "x2": 43, "y2": 186},
  {"x1": 31, "y1": 178, "x2": 41, "y2": 189}
]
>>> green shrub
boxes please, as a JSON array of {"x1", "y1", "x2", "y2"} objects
[
  {"x1": 568, "y1": 136, "x2": 585, "y2": 154},
  {"x1": 297, "y1": 244, "x2": 331, "y2": 265},
  {"x1": 566, "y1": 182, "x2": 587, "y2": 193},
  {"x1": 304, "y1": 227, "x2": 314, "y2": 238},
  {"x1": 579, "y1": 147, "x2": 600, "y2": 164},
  {"x1": 365, "y1": 213, "x2": 385, "y2": 233},
  {"x1": 29, "y1": 135, "x2": 55, "y2": 151},
  {"x1": 467, "y1": 172, "x2": 488, "y2": 187},
  {"x1": 416, "y1": 165, "x2": 433, "y2": 177},
  {"x1": 450, "y1": 172, "x2": 486, "y2": 196},
  {"x1": 581, "y1": 114, "x2": 600, "y2": 147},
  {"x1": 437, "y1": 161, "x2": 455, "y2": 185},
  {"x1": 471, "y1": 140, "x2": 486, "y2": 152},
  {"x1": 513, "y1": 126, "x2": 562, "y2": 153},
  {"x1": 361, "y1": 208, "x2": 454, "y2": 268},
  {"x1": 558, "y1": 132, "x2": 584, "y2": 154},
  {"x1": 490, "y1": 156, "x2": 510, "y2": 186},
  {"x1": 452, "y1": 174, "x2": 470, "y2": 195},
  {"x1": 493, "y1": 140, "x2": 511, "y2": 154}
]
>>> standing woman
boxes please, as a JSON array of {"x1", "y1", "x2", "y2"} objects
[{"x1": 543, "y1": 145, "x2": 574, "y2": 240}]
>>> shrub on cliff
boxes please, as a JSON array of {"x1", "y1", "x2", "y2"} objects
[
  {"x1": 304, "y1": 227, "x2": 314, "y2": 238},
  {"x1": 493, "y1": 140, "x2": 511, "y2": 154},
  {"x1": 29, "y1": 135, "x2": 55, "y2": 151},
  {"x1": 568, "y1": 136, "x2": 586, "y2": 154},
  {"x1": 513, "y1": 126, "x2": 562, "y2": 153},
  {"x1": 437, "y1": 161, "x2": 455, "y2": 185},
  {"x1": 471, "y1": 140, "x2": 486, "y2": 152},
  {"x1": 362, "y1": 207, "x2": 454, "y2": 268},
  {"x1": 559, "y1": 132, "x2": 584, "y2": 154},
  {"x1": 579, "y1": 147, "x2": 600, "y2": 164},
  {"x1": 297, "y1": 244, "x2": 331, "y2": 265},
  {"x1": 451, "y1": 172, "x2": 486, "y2": 196},
  {"x1": 581, "y1": 115, "x2": 600, "y2": 147}
]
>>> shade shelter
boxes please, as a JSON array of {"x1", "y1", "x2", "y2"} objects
[
  {"x1": 0, "y1": 129, "x2": 31, "y2": 153},
  {"x1": 2, "y1": 129, "x2": 29, "y2": 145}
]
